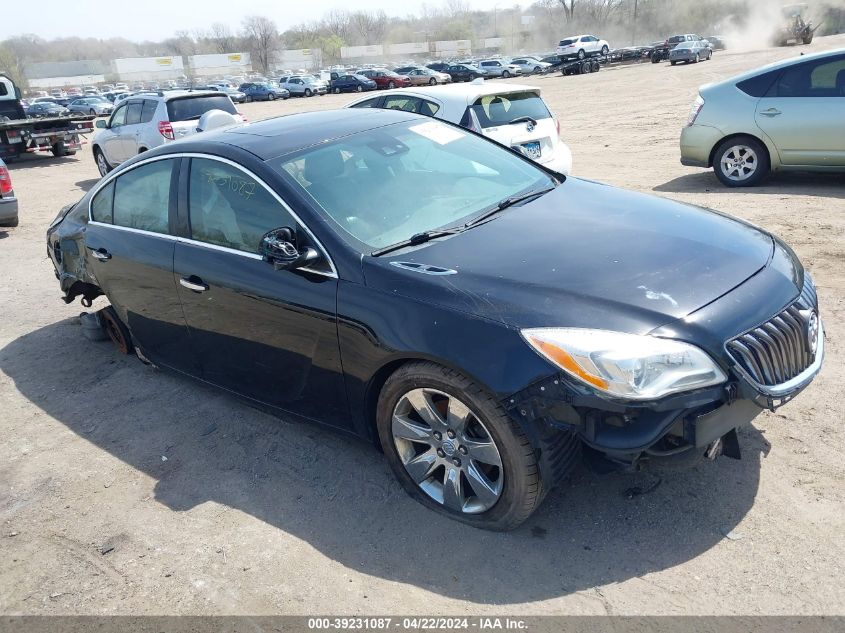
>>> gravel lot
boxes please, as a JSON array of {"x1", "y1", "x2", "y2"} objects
[{"x1": 1, "y1": 36, "x2": 843, "y2": 616}]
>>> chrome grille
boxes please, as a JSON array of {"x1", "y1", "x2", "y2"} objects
[{"x1": 727, "y1": 280, "x2": 818, "y2": 387}]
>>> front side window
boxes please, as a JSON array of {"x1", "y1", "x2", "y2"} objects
[
  {"x1": 273, "y1": 120, "x2": 554, "y2": 250},
  {"x1": 350, "y1": 97, "x2": 380, "y2": 109},
  {"x1": 188, "y1": 158, "x2": 296, "y2": 254},
  {"x1": 90, "y1": 181, "x2": 115, "y2": 223},
  {"x1": 110, "y1": 105, "x2": 127, "y2": 127},
  {"x1": 112, "y1": 159, "x2": 174, "y2": 233}
]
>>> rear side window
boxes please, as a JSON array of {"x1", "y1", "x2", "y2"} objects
[
  {"x1": 772, "y1": 56, "x2": 845, "y2": 97},
  {"x1": 469, "y1": 92, "x2": 551, "y2": 128},
  {"x1": 559, "y1": 39, "x2": 575, "y2": 46},
  {"x1": 141, "y1": 99, "x2": 157, "y2": 123},
  {"x1": 188, "y1": 158, "x2": 295, "y2": 254},
  {"x1": 737, "y1": 70, "x2": 780, "y2": 97},
  {"x1": 125, "y1": 102, "x2": 143, "y2": 125},
  {"x1": 112, "y1": 160, "x2": 174, "y2": 234},
  {"x1": 166, "y1": 95, "x2": 236, "y2": 122},
  {"x1": 90, "y1": 181, "x2": 115, "y2": 223}
]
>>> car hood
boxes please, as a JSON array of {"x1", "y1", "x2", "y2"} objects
[{"x1": 363, "y1": 178, "x2": 774, "y2": 335}]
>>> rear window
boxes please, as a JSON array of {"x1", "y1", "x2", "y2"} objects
[
  {"x1": 166, "y1": 95, "x2": 236, "y2": 122},
  {"x1": 669, "y1": 36, "x2": 685, "y2": 43},
  {"x1": 469, "y1": 92, "x2": 551, "y2": 129},
  {"x1": 559, "y1": 39, "x2": 576, "y2": 46}
]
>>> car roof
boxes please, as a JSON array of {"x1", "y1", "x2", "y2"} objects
[
  {"x1": 160, "y1": 108, "x2": 421, "y2": 161},
  {"x1": 715, "y1": 47, "x2": 845, "y2": 87},
  {"x1": 359, "y1": 81, "x2": 541, "y2": 105}
]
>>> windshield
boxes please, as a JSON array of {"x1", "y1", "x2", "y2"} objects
[
  {"x1": 166, "y1": 95, "x2": 237, "y2": 121},
  {"x1": 272, "y1": 120, "x2": 554, "y2": 250},
  {"x1": 469, "y1": 91, "x2": 551, "y2": 129}
]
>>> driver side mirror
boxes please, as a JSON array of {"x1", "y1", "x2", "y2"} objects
[
  {"x1": 95, "y1": 119, "x2": 107, "y2": 129},
  {"x1": 260, "y1": 227, "x2": 319, "y2": 271}
]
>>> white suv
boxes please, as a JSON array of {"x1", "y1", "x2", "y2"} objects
[
  {"x1": 92, "y1": 91, "x2": 244, "y2": 177},
  {"x1": 557, "y1": 34, "x2": 610, "y2": 59},
  {"x1": 346, "y1": 81, "x2": 572, "y2": 175}
]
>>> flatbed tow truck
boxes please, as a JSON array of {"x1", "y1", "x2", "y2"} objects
[{"x1": 0, "y1": 74, "x2": 95, "y2": 162}]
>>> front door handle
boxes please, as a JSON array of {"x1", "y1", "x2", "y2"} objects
[
  {"x1": 179, "y1": 276, "x2": 209, "y2": 292},
  {"x1": 760, "y1": 108, "x2": 782, "y2": 117},
  {"x1": 89, "y1": 247, "x2": 111, "y2": 261}
]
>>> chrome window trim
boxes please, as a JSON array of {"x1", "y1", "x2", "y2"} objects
[
  {"x1": 87, "y1": 152, "x2": 338, "y2": 279},
  {"x1": 89, "y1": 220, "x2": 177, "y2": 241}
]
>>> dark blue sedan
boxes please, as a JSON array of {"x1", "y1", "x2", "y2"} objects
[
  {"x1": 46, "y1": 109, "x2": 823, "y2": 530},
  {"x1": 330, "y1": 74, "x2": 377, "y2": 94},
  {"x1": 240, "y1": 83, "x2": 290, "y2": 102}
]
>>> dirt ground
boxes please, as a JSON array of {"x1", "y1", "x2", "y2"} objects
[{"x1": 1, "y1": 35, "x2": 844, "y2": 617}]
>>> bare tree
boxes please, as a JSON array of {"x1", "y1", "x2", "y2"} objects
[
  {"x1": 241, "y1": 15, "x2": 278, "y2": 73},
  {"x1": 558, "y1": 0, "x2": 576, "y2": 21},
  {"x1": 209, "y1": 22, "x2": 235, "y2": 53}
]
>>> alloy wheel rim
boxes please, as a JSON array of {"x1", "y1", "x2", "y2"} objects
[
  {"x1": 97, "y1": 153, "x2": 108, "y2": 176},
  {"x1": 721, "y1": 145, "x2": 758, "y2": 181},
  {"x1": 392, "y1": 388, "x2": 503, "y2": 514}
]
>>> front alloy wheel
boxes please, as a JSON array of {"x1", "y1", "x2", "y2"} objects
[
  {"x1": 378, "y1": 362, "x2": 554, "y2": 530},
  {"x1": 95, "y1": 149, "x2": 110, "y2": 177},
  {"x1": 392, "y1": 388, "x2": 504, "y2": 514}
]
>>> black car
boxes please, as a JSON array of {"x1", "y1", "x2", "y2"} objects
[
  {"x1": 26, "y1": 102, "x2": 70, "y2": 118},
  {"x1": 46, "y1": 109, "x2": 824, "y2": 530},
  {"x1": 330, "y1": 74, "x2": 377, "y2": 94},
  {"x1": 445, "y1": 64, "x2": 486, "y2": 82},
  {"x1": 426, "y1": 62, "x2": 451, "y2": 73}
]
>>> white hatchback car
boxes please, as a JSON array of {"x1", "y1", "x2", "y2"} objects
[
  {"x1": 92, "y1": 91, "x2": 244, "y2": 177},
  {"x1": 344, "y1": 81, "x2": 572, "y2": 175}
]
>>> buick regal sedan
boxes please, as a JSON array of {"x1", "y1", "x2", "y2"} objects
[{"x1": 47, "y1": 109, "x2": 823, "y2": 530}]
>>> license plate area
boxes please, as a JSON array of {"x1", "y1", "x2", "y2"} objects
[{"x1": 518, "y1": 141, "x2": 542, "y2": 159}]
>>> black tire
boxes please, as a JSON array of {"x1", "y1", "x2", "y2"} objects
[
  {"x1": 803, "y1": 34, "x2": 814, "y2": 45},
  {"x1": 268, "y1": 93, "x2": 276, "y2": 101},
  {"x1": 694, "y1": 53, "x2": 700, "y2": 63},
  {"x1": 51, "y1": 141, "x2": 70, "y2": 157},
  {"x1": 100, "y1": 306, "x2": 134, "y2": 355},
  {"x1": 533, "y1": 66, "x2": 541, "y2": 74},
  {"x1": 601, "y1": 45, "x2": 609, "y2": 56},
  {"x1": 651, "y1": 52, "x2": 661, "y2": 63},
  {"x1": 377, "y1": 361, "x2": 547, "y2": 531},
  {"x1": 670, "y1": 60, "x2": 677, "y2": 66},
  {"x1": 502, "y1": 70, "x2": 510, "y2": 78},
  {"x1": 429, "y1": 77, "x2": 437, "y2": 85},
  {"x1": 304, "y1": 88, "x2": 313, "y2": 97},
  {"x1": 591, "y1": 60, "x2": 600, "y2": 72},
  {"x1": 245, "y1": 95, "x2": 253, "y2": 103},
  {"x1": 577, "y1": 49, "x2": 586, "y2": 60},
  {"x1": 581, "y1": 60, "x2": 592, "y2": 74},
  {"x1": 713, "y1": 136, "x2": 770, "y2": 187},
  {"x1": 94, "y1": 147, "x2": 111, "y2": 177}
]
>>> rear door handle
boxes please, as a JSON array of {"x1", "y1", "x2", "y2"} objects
[
  {"x1": 760, "y1": 108, "x2": 782, "y2": 117},
  {"x1": 89, "y1": 247, "x2": 111, "y2": 261},
  {"x1": 179, "y1": 276, "x2": 209, "y2": 292}
]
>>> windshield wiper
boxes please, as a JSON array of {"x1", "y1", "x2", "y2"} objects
[
  {"x1": 371, "y1": 228, "x2": 463, "y2": 257},
  {"x1": 464, "y1": 186, "x2": 556, "y2": 229}
]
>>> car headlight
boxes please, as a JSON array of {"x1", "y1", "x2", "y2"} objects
[{"x1": 521, "y1": 328, "x2": 727, "y2": 400}]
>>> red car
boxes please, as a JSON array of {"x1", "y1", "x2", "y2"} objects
[{"x1": 358, "y1": 69, "x2": 411, "y2": 89}]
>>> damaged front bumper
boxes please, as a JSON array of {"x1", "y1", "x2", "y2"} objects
[{"x1": 505, "y1": 325, "x2": 823, "y2": 470}]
